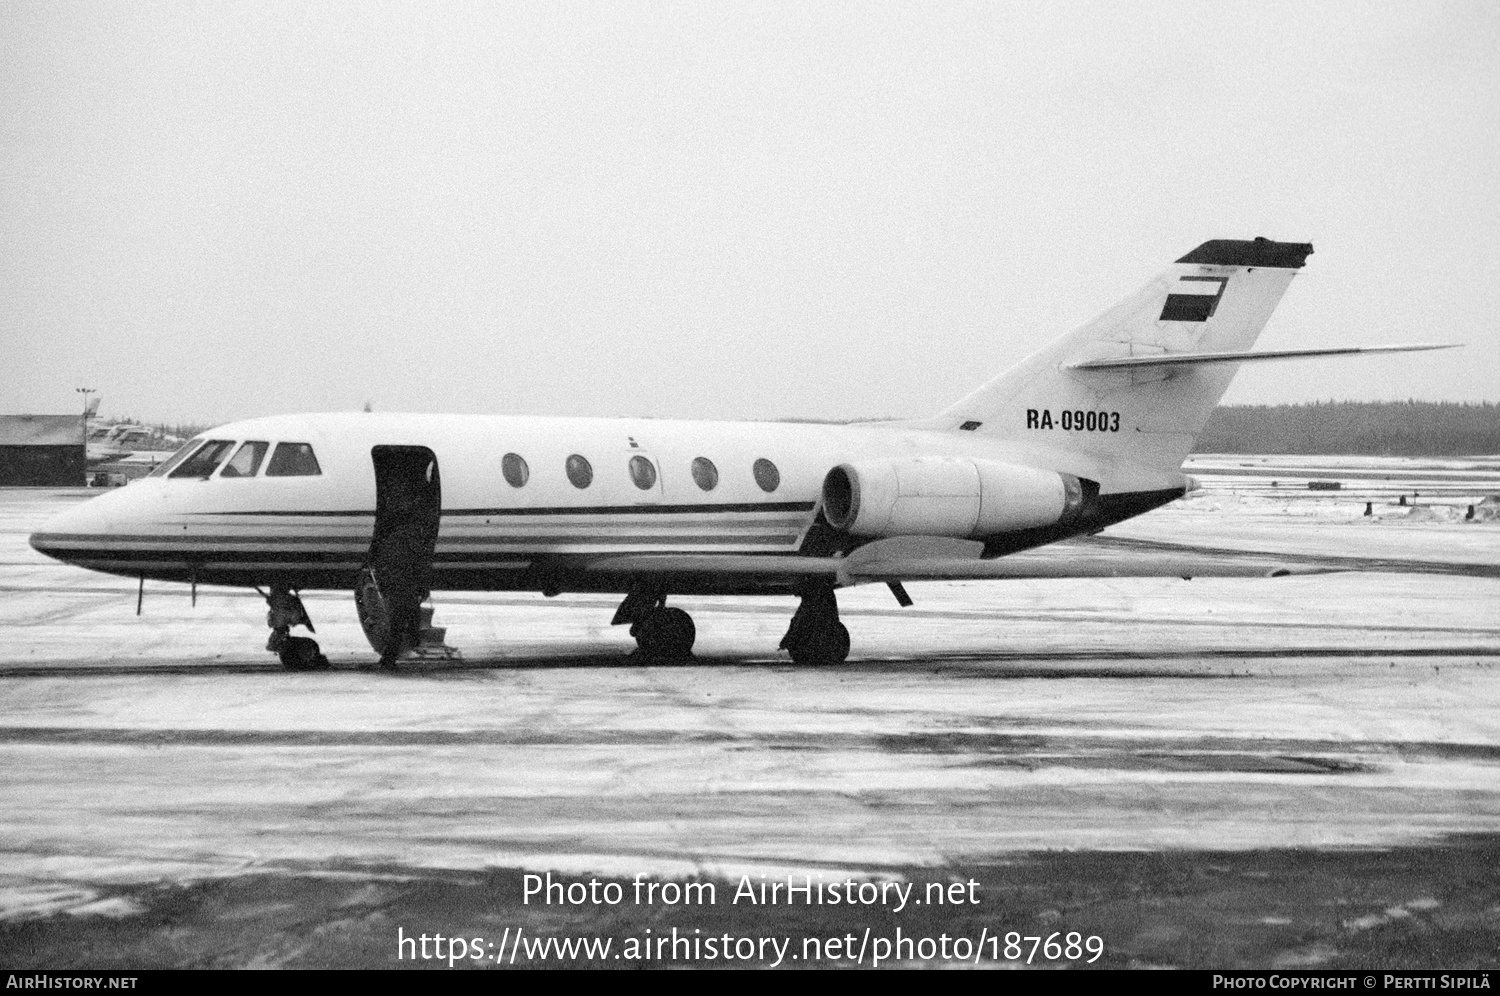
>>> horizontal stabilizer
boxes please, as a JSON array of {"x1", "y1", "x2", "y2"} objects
[{"x1": 1066, "y1": 343, "x2": 1457, "y2": 372}]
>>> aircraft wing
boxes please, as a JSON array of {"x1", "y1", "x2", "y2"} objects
[
  {"x1": 842, "y1": 547, "x2": 1312, "y2": 581},
  {"x1": 584, "y1": 535, "x2": 1324, "y2": 584}
]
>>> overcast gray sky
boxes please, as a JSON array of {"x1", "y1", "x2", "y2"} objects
[{"x1": 3, "y1": 1, "x2": 1497, "y2": 425}]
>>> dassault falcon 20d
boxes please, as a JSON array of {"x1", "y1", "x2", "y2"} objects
[{"x1": 30, "y1": 238, "x2": 1450, "y2": 668}]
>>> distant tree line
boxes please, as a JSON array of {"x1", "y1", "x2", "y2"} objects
[{"x1": 1194, "y1": 401, "x2": 1500, "y2": 456}]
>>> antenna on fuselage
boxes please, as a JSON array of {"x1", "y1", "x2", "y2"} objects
[{"x1": 136, "y1": 574, "x2": 144, "y2": 616}]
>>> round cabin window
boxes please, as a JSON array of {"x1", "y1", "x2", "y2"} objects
[
  {"x1": 565, "y1": 454, "x2": 593, "y2": 489},
  {"x1": 502, "y1": 452, "x2": 529, "y2": 488},
  {"x1": 628, "y1": 455, "x2": 657, "y2": 491},
  {"x1": 691, "y1": 457, "x2": 719, "y2": 491},
  {"x1": 752, "y1": 458, "x2": 780, "y2": 493}
]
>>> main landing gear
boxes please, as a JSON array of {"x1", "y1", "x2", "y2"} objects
[
  {"x1": 612, "y1": 584, "x2": 850, "y2": 665},
  {"x1": 613, "y1": 588, "x2": 696, "y2": 661},
  {"x1": 780, "y1": 583, "x2": 850, "y2": 666},
  {"x1": 263, "y1": 587, "x2": 330, "y2": 671}
]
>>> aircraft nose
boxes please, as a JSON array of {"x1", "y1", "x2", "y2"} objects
[{"x1": 29, "y1": 494, "x2": 118, "y2": 565}]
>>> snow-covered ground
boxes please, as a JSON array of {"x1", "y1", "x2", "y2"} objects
[{"x1": 1, "y1": 462, "x2": 1498, "y2": 925}]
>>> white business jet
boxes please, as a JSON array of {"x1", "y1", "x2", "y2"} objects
[{"x1": 30, "y1": 238, "x2": 1449, "y2": 668}]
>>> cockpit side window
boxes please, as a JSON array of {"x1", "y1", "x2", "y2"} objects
[
  {"x1": 219, "y1": 441, "x2": 269, "y2": 478},
  {"x1": 265, "y1": 442, "x2": 322, "y2": 477},
  {"x1": 169, "y1": 440, "x2": 236, "y2": 479},
  {"x1": 148, "y1": 438, "x2": 205, "y2": 478}
]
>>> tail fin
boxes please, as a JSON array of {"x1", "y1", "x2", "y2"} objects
[{"x1": 926, "y1": 238, "x2": 1313, "y2": 475}]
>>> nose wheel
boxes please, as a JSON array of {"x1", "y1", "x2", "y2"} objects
[{"x1": 263, "y1": 586, "x2": 329, "y2": 670}]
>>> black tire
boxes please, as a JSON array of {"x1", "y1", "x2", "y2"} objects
[
  {"x1": 828, "y1": 621, "x2": 850, "y2": 663},
  {"x1": 279, "y1": 635, "x2": 329, "y2": 671},
  {"x1": 637, "y1": 606, "x2": 695, "y2": 659},
  {"x1": 787, "y1": 621, "x2": 850, "y2": 666},
  {"x1": 657, "y1": 607, "x2": 696, "y2": 657}
]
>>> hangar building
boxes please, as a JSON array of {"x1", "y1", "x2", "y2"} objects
[{"x1": 0, "y1": 416, "x2": 85, "y2": 486}]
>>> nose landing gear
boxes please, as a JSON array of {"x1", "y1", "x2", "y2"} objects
[{"x1": 263, "y1": 587, "x2": 330, "y2": 671}]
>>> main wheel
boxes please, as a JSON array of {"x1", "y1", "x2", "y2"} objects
[
  {"x1": 787, "y1": 621, "x2": 850, "y2": 666},
  {"x1": 636, "y1": 606, "x2": 696, "y2": 659}
]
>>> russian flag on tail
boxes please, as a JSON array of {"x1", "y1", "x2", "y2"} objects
[{"x1": 1159, "y1": 275, "x2": 1228, "y2": 322}]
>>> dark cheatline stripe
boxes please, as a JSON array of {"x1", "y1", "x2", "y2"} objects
[
  {"x1": 41, "y1": 536, "x2": 802, "y2": 565},
  {"x1": 73, "y1": 559, "x2": 366, "y2": 571},
  {"x1": 446, "y1": 501, "x2": 816, "y2": 516},
  {"x1": 33, "y1": 533, "x2": 367, "y2": 546},
  {"x1": 437, "y1": 534, "x2": 800, "y2": 547},
  {"x1": 440, "y1": 536, "x2": 797, "y2": 548},
  {"x1": 195, "y1": 501, "x2": 816, "y2": 518},
  {"x1": 60, "y1": 549, "x2": 369, "y2": 565},
  {"x1": 38, "y1": 533, "x2": 799, "y2": 552},
  {"x1": 36, "y1": 518, "x2": 806, "y2": 547},
  {"x1": 193, "y1": 510, "x2": 375, "y2": 517}
]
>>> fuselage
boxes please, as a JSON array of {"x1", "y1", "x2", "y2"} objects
[{"x1": 29, "y1": 411, "x2": 1188, "y2": 596}]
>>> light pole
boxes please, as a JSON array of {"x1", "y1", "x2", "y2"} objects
[{"x1": 75, "y1": 388, "x2": 95, "y2": 486}]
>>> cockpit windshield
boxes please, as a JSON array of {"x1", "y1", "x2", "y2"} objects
[
  {"x1": 147, "y1": 438, "x2": 205, "y2": 478},
  {"x1": 265, "y1": 442, "x2": 322, "y2": 477},
  {"x1": 219, "y1": 441, "x2": 269, "y2": 478},
  {"x1": 168, "y1": 440, "x2": 236, "y2": 479}
]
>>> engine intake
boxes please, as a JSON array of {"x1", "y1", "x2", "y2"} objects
[{"x1": 822, "y1": 458, "x2": 1084, "y2": 538}]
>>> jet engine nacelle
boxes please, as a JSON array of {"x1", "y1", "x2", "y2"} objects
[{"x1": 822, "y1": 458, "x2": 1083, "y2": 538}]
